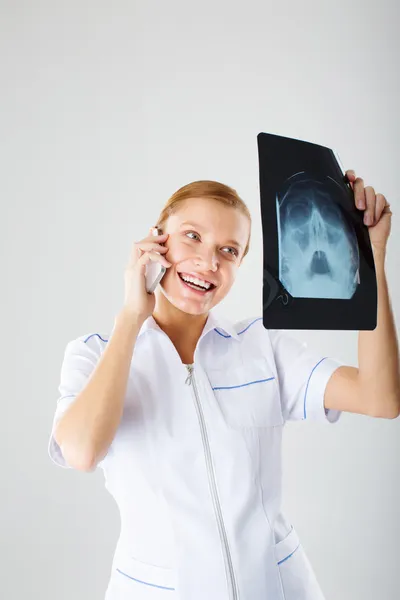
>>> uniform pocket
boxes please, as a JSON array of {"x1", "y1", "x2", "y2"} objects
[
  {"x1": 105, "y1": 552, "x2": 176, "y2": 599},
  {"x1": 275, "y1": 526, "x2": 326, "y2": 600},
  {"x1": 207, "y1": 358, "x2": 283, "y2": 429}
]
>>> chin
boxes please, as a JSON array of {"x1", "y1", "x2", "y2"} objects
[{"x1": 159, "y1": 280, "x2": 218, "y2": 315}]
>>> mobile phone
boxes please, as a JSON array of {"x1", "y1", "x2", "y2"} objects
[{"x1": 145, "y1": 227, "x2": 167, "y2": 293}]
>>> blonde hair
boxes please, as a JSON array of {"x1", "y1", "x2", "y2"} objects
[{"x1": 155, "y1": 180, "x2": 252, "y2": 259}]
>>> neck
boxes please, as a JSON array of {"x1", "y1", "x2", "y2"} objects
[{"x1": 152, "y1": 290, "x2": 209, "y2": 364}]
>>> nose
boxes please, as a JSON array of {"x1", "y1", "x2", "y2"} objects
[{"x1": 195, "y1": 248, "x2": 219, "y2": 271}]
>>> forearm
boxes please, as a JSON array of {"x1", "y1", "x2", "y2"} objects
[
  {"x1": 358, "y1": 247, "x2": 400, "y2": 417},
  {"x1": 55, "y1": 308, "x2": 145, "y2": 470}
]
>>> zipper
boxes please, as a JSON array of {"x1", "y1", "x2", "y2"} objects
[{"x1": 185, "y1": 363, "x2": 239, "y2": 600}]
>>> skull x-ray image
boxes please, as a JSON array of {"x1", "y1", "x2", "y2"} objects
[
  {"x1": 257, "y1": 132, "x2": 377, "y2": 331},
  {"x1": 277, "y1": 172, "x2": 360, "y2": 300}
]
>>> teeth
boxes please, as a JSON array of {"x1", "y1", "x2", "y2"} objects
[{"x1": 180, "y1": 274, "x2": 212, "y2": 289}]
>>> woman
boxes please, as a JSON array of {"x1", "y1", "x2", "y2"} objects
[{"x1": 48, "y1": 176, "x2": 394, "y2": 599}]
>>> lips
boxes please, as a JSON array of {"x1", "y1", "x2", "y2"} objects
[
  {"x1": 178, "y1": 271, "x2": 217, "y2": 288},
  {"x1": 177, "y1": 272, "x2": 216, "y2": 294}
]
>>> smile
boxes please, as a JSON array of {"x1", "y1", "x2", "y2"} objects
[{"x1": 177, "y1": 272, "x2": 216, "y2": 294}]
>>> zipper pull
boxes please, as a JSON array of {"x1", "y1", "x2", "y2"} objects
[{"x1": 185, "y1": 364, "x2": 194, "y2": 385}]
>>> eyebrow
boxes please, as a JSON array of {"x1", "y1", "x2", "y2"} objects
[{"x1": 179, "y1": 221, "x2": 243, "y2": 250}]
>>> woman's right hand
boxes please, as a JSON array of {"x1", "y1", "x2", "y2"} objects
[{"x1": 123, "y1": 228, "x2": 172, "y2": 321}]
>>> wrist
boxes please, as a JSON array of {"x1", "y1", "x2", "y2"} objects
[
  {"x1": 372, "y1": 244, "x2": 386, "y2": 261},
  {"x1": 115, "y1": 307, "x2": 146, "y2": 330}
]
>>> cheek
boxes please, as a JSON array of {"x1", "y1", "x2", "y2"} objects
[
  {"x1": 224, "y1": 266, "x2": 238, "y2": 285},
  {"x1": 166, "y1": 241, "x2": 192, "y2": 262},
  {"x1": 216, "y1": 266, "x2": 237, "y2": 291}
]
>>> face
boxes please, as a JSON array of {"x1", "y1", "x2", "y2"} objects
[{"x1": 157, "y1": 197, "x2": 250, "y2": 315}]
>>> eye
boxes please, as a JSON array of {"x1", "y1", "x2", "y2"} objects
[
  {"x1": 185, "y1": 231, "x2": 238, "y2": 257},
  {"x1": 223, "y1": 247, "x2": 239, "y2": 257}
]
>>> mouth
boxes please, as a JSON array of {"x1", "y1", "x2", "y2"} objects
[{"x1": 177, "y1": 272, "x2": 217, "y2": 295}]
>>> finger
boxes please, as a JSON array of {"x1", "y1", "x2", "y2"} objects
[
  {"x1": 148, "y1": 232, "x2": 169, "y2": 241},
  {"x1": 375, "y1": 193, "x2": 389, "y2": 222},
  {"x1": 364, "y1": 186, "x2": 376, "y2": 226},
  {"x1": 130, "y1": 239, "x2": 168, "y2": 264},
  {"x1": 137, "y1": 242, "x2": 169, "y2": 253},
  {"x1": 345, "y1": 169, "x2": 356, "y2": 181},
  {"x1": 353, "y1": 177, "x2": 365, "y2": 210},
  {"x1": 140, "y1": 250, "x2": 172, "y2": 267},
  {"x1": 344, "y1": 170, "x2": 356, "y2": 191}
]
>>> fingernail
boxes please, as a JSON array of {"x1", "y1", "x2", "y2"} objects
[{"x1": 364, "y1": 215, "x2": 372, "y2": 226}]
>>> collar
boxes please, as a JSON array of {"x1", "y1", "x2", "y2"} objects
[{"x1": 137, "y1": 308, "x2": 240, "y2": 341}]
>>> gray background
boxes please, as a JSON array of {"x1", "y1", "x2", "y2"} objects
[{"x1": 2, "y1": 1, "x2": 399, "y2": 598}]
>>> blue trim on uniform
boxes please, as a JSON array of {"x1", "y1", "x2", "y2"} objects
[
  {"x1": 213, "y1": 377, "x2": 274, "y2": 390},
  {"x1": 277, "y1": 543, "x2": 300, "y2": 565},
  {"x1": 214, "y1": 317, "x2": 263, "y2": 338},
  {"x1": 116, "y1": 568, "x2": 175, "y2": 590},
  {"x1": 83, "y1": 333, "x2": 108, "y2": 343},
  {"x1": 303, "y1": 357, "x2": 328, "y2": 419}
]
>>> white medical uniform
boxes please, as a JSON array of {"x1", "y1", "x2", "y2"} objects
[{"x1": 48, "y1": 310, "x2": 344, "y2": 600}]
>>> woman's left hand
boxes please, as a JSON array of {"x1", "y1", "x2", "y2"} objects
[{"x1": 345, "y1": 169, "x2": 393, "y2": 252}]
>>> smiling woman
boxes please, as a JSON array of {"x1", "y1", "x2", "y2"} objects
[
  {"x1": 49, "y1": 177, "x2": 348, "y2": 600},
  {"x1": 148, "y1": 181, "x2": 253, "y2": 355}
]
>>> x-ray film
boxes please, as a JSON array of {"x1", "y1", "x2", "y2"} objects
[{"x1": 257, "y1": 132, "x2": 377, "y2": 330}]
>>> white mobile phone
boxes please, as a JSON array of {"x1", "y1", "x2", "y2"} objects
[{"x1": 145, "y1": 227, "x2": 167, "y2": 293}]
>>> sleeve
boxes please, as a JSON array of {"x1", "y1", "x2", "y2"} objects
[
  {"x1": 268, "y1": 329, "x2": 345, "y2": 424},
  {"x1": 48, "y1": 334, "x2": 111, "y2": 469}
]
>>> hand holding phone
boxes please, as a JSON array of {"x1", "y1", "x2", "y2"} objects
[
  {"x1": 123, "y1": 227, "x2": 170, "y2": 321},
  {"x1": 145, "y1": 227, "x2": 167, "y2": 293}
]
